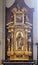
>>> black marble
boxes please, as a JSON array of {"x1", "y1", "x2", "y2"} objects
[{"x1": 2, "y1": 60, "x2": 36, "y2": 65}]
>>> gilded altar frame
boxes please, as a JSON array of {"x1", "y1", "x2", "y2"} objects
[{"x1": 6, "y1": 7, "x2": 33, "y2": 60}]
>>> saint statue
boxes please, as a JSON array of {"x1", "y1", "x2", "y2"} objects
[{"x1": 16, "y1": 33, "x2": 24, "y2": 50}]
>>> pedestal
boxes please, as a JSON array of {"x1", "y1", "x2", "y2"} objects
[{"x1": 2, "y1": 60, "x2": 35, "y2": 65}]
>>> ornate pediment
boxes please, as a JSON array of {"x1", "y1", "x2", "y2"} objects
[{"x1": 11, "y1": 8, "x2": 28, "y2": 14}]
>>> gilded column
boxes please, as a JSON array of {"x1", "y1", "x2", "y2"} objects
[
  {"x1": 25, "y1": 29, "x2": 28, "y2": 51},
  {"x1": 11, "y1": 29, "x2": 14, "y2": 55},
  {"x1": 7, "y1": 29, "x2": 11, "y2": 56}
]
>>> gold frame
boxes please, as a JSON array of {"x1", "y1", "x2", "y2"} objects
[
  {"x1": 6, "y1": 8, "x2": 32, "y2": 60},
  {"x1": 14, "y1": 11, "x2": 24, "y2": 25},
  {"x1": 14, "y1": 28, "x2": 26, "y2": 51},
  {"x1": 12, "y1": 8, "x2": 27, "y2": 25}
]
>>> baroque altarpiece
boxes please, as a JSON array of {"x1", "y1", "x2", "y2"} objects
[{"x1": 5, "y1": 0, "x2": 34, "y2": 61}]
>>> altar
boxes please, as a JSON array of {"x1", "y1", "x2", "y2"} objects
[{"x1": 2, "y1": 0, "x2": 35, "y2": 65}]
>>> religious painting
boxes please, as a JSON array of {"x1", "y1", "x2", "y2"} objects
[{"x1": 16, "y1": 14, "x2": 22, "y2": 23}]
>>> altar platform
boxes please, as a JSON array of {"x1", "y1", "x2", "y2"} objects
[{"x1": 2, "y1": 60, "x2": 36, "y2": 65}]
